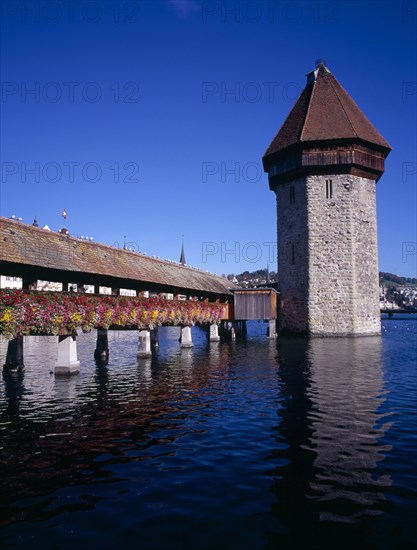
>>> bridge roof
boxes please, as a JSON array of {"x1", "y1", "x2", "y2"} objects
[
  {"x1": 0, "y1": 217, "x2": 234, "y2": 298},
  {"x1": 264, "y1": 63, "x2": 391, "y2": 158}
]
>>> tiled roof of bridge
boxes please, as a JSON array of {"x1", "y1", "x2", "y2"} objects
[
  {"x1": 264, "y1": 63, "x2": 391, "y2": 157},
  {"x1": 0, "y1": 217, "x2": 234, "y2": 296}
]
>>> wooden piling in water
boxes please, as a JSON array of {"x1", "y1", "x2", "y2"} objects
[
  {"x1": 3, "y1": 336, "x2": 24, "y2": 374},
  {"x1": 94, "y1": 328, "x2": 109, "y2": 362}
]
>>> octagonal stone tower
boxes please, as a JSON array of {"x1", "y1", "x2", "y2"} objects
[{"x1": 262, "y1": 62, "x2": 391, "y2": 336}]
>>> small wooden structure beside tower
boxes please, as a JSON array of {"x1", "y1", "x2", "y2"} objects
[{"x1": 233, "y1": 288, "x2": 278, "y2": 338}]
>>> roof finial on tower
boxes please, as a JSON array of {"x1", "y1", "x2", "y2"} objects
[
  {"x1": 179, "y1": 235, "x2": 186, "y2": 265},
  {"x1": 315, "y1": 58, "x2": 327, "y2": 68}
]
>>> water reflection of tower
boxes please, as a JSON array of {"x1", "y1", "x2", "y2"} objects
[
  {"x1": 269, "y1": 336, "x2": 391, "y2": 547},
  {"x1": 268, "y1": 337, "x2": 318, "y2": 547},
  {"x1": 305, "y1": 337, "x2": 392, "y2": 521}
]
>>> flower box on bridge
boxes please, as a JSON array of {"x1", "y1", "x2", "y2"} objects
[{"x1": 0, "y1": 290, "x2": 228, "y2": 340}]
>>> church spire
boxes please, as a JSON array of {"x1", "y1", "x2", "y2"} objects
[{"x1": 179, "y1": 236, "x2": 186, "y2": 265}]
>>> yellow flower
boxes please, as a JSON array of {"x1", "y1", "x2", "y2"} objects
[{"x1": 1, "y1": 310, "x2": 11, "y2": 323}]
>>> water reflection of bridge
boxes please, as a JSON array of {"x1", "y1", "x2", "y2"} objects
[{"x1": 0, "y1": 328, "x2": 232, "y2": 530}]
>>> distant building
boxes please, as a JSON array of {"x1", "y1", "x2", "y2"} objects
[
  {"x1": 0, "y1": 275, "x2": 22, "y2": 289},
  {"x1": 35, "y1": 281, "x2": 63, "y2": 291}
]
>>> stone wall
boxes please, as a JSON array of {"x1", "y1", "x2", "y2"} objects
[
  {"x1": 276, "y1": 174, "x2": 381, "y2": 335},
  {"x1": 276, "y1": 178, "x2": 309, "y2": 333},
  {"x1": 350, "y1": 176, "x2": 381, "y2": 334}
]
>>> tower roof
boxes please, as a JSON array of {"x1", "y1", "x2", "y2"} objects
[{"x1": 264, "y1": 63, "x2": 391, "y2": 158}]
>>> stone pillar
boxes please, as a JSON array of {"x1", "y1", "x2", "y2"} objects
[
  {"x1": 150, "y1": 327, "x2": 159, "y2": 350},
  {"x1": 233, "y1": 321, "x2": 241, "y2": 338},
  {"x1": 3, "y1": 336, "x2": 24, "y2": 374},
  {"x1": 180, "y1": 326, "x2": 193, "y2": 348},
  {"x1": 209, "y1": 323, "x2": 220, "y2": 342},
  {"x1": 219, "y1": 321, "x2": 229, "y2": 339},
  {"x1": 137, "y1": 329, "x2": 151, "y2": 357},
  {"x1": 268, "y1": 319, "x2": 277, "y2": 339},
  {"x1": 55, "y1": 335, "x2": 80, "y2": 375},
  {"x1": 94, "y1": 328, "x2": 109, "y2": 361}
]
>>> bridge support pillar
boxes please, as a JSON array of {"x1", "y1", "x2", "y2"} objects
[
  {"x1": 220, "y1": 321, "x2": 235, "y2": 340},
  {"x1": 209, "y1": 323, "x2": 220, "y2": 342},
  {"x1": 268, "y1": 319, "x2": 277, "y2": 339},
  {"x1": 3, "y1": 336, "x2": 24, "y2": 374},
  {"x1": 94, "y1": 328, "x2": 109, "y2": 362},
  {"x1": 232, "y1": 321, "x2": 247, "y2": 338},
  {"x1": 137, "y1": 330, "x2": 152, "y2": 357},
  {"x1": 150, "y1": 327, "x2": 159, "y2": 350},
  {"x1": 55, "y1": 335, "x2": 80, "y2": 375},
  {"x1": 180, "y1": 326, "x2": 193, "y2": 348},
  {"x1": 232, "y1": 321, "x2": 247, "y2": 337},
  {"x1": 219, "y1": 321, "x2": 229, "y2": 339}
]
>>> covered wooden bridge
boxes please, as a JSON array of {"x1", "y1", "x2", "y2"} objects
[
  {"x1": 0, "y1": 217, "x2": 235, "y2": 373},
  {"x1": 0, "y1": 217, "x2": 278, "y2": 375}
]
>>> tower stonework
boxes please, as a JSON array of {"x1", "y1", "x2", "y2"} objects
[{"x1": 263, "y1": 63, "x2": 391, "y2": 336}]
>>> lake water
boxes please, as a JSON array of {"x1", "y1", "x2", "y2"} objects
[{"x1": 0, "y1": 319, "x2": 416, "y2": 549}]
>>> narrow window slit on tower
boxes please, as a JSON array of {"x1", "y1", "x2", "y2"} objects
[
  {"x1": 289, "y1": 185, "x2": 295, "y2": 204},
  {"x1": 325, "y1": 179, "x2": 333, "y2": 199}
]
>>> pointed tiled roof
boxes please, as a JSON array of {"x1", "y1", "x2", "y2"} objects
[{"x1": 264, "y1": 64, "x2": 391, "y2": 157}]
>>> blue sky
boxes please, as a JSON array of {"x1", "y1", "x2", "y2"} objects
[{"x1": 1, "y1": 0, "x2": 416, "y2": 277}]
